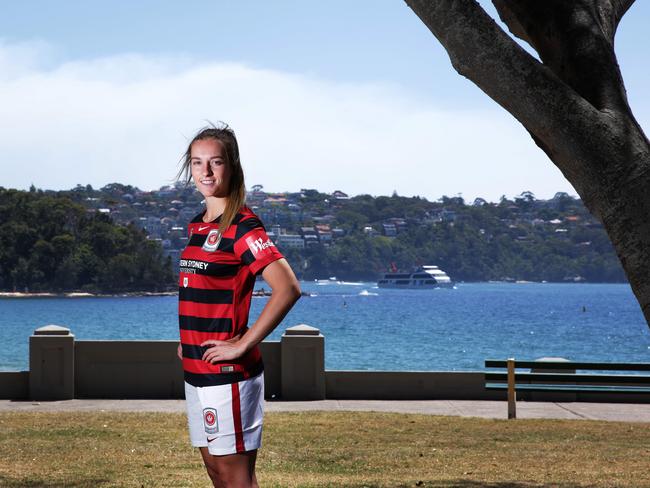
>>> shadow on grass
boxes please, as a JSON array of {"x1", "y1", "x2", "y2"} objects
[
  {"x1": 0, "y1": 475, "x2": 111, "y2": 487},
  {"x1": 345, "y1": 481, "x2": 584, "y2": 488},
  {"x1": 426, "y1": 482, "x2": 580, "y2": 488}
]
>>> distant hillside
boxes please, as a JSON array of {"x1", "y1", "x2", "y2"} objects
[
  {"x1": 0, "y1": 188, "x2": 174, "y2": 293},
  {"x1": 1, "y1": 184, "x2": 627, "y2": 284},
  {"x1": 279, "y1": 191, "x2": 626, "y2": 282}
]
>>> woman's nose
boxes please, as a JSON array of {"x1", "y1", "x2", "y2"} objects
[{"x1": 202, "y1": 162, "x2": 213, "y2": 175}]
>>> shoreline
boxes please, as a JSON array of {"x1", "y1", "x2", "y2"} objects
[
  {"x1": 0, "y1": 290, "x2": 307, "y2": 299},
  {"x1": 0, "y1": 291, "x2": 178, "y2": 299},
  {"x1": 0, "y1": 281, "x2": 630, "y2": 299}
]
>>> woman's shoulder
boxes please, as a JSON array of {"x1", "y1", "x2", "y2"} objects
[
  {"x1": 236, "y1": 205, "x2": 260, "y2": 221},
  {"x1": 234, "y1": 205, "x2": 266, "y2": 234}
]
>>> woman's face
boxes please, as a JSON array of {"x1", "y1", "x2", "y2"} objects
[{"x1": 190, "y1": 138, "x2": 231, "y2": 199}]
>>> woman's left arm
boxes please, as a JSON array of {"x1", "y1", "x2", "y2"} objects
[{"x1": 201, "y1": 258, "x2": 301, "y2": 364}]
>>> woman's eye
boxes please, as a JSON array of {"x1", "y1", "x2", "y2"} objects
[{"x1": 210, "y1": 160, "x2": 223, "y2": 167}]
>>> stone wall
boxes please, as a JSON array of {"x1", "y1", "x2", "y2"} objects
[{"x1": 2, "y1": 324, "x2": 646, "y2": 403}]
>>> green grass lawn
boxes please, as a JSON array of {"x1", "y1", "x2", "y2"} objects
[{"x1": 1, "y1": 411, "x2": 649, "y2": 487}]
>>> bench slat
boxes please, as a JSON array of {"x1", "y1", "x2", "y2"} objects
[
  {"x1": 485, "y1": 383, "x2": 650, "y2": 394},
  {"x1": 484, "y1": 372, "x2": 650, "y2": 384},
  {"x1": 485, "y1": 359, "x2": 650, "y2": 371}
]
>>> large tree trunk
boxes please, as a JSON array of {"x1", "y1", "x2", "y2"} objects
[{"x1": 405, "y1": 0, "x2": 650, "y2": 329}]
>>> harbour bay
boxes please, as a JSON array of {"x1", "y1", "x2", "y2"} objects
[{"x1": 1, "y1": 282, "x2": 649, "y2": 372}]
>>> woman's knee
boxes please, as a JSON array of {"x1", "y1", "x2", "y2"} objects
[
  {"x1": 206, "y1": 452, "x2": 257, "y2": 488},
  {"x1": 200, "y1": 448, "x2": 225, "y2": 487},
  {"x1": 205, "y1": 464, "x2": 224, "y2": 486}
]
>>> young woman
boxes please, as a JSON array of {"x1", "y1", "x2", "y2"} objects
[{"x1": 176, "y1": 123, "x2": 301, "y2": 487}]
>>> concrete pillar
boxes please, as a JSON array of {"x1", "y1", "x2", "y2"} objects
[
  {"x1": 29, "y1": 325, "x2": 75, "y2": 400},
  {"x1": 281, "y1": 324, "x2": 325, "y2": 400}
]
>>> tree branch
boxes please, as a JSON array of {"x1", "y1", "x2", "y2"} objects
[
  {"x1": 492, "y1": 0, "x2": 635, "y2": 115},
  {"x1": 608, "y1": 0, "x2": 636, "y2": 36},
  {"x1": 404, "y1": 0, "x2": 602, "y2": 183},
  {"x1": 591, "y1": 0, "x2": 636, "y2": 40},
  {"x1": 405, "y1": 0, "x2": 650, "y2": 330}
]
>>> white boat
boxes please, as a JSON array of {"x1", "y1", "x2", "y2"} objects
[
  {"x1": 315, "y1": 276, "x2": 340, "y2": 285},
  {"x1": 377, "y1": 265, "x2": 453, "y2": 289}
]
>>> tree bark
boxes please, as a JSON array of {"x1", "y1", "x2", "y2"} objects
[{"x1": 405, "y1": 0, "x2": 650, "y2": 328}]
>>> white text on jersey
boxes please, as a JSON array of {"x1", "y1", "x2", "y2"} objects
[{"x1": 246, "y1": 236, "x2": 275, "y2": 255}]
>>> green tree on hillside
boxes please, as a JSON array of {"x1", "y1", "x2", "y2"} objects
[{"x1": 0, "y1": 188, "x2": 174, "y2": 293}]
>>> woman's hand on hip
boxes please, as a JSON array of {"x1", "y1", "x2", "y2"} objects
[{"x1": 200, "y1": 338, "x2": 246, "y2": 363}]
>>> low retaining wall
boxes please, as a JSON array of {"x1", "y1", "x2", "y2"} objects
[
  {"x1": 326, "y1": 370, "x2": 499, "y2": 400},
  {"x1": 0, "y1": 324, "x2": 317, "y2": 401},
  {"x1": 75, "y1": 340, "x2": 183, "y2": 399},
  {"x1": 0, "y1": 371, "x2": 28, "y2": 399},
  {"x1": 1, "y1": 324, "x2": 647, "y2": 403}
]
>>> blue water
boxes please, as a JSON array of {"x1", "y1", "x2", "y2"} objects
[{"x1": 1, "y1": 282, "x2": 649, "y2": 372}]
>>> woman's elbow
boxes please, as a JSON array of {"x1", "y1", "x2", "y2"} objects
[{"x1": 288, "y1": 279, "x2": 302, "y2": 303}]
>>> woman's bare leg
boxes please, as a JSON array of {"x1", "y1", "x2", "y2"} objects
[{"x1": 199, "y1": 447, "x2": 258, "y2": 488}]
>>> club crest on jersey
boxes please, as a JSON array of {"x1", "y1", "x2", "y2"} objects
[
  {"x1": 246, "y1": 236, "x2": 275, "y2": 255},
  {"x1": 182, "y1": 276, "x2": 188, "y2": 288},
  {"x1": 202, "y1": 229, "x2": 222, "y2": 252},
  {"x1": 203, "y1": 408, "x2": 219, "y2": 434}
]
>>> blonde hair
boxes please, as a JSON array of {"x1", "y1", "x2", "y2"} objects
[{"x1": 178, "y1": 122, "x2": 246, "y2": 234}]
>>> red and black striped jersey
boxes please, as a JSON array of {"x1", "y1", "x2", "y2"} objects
[{"x1": 178, "y1": 206, "x2": 284, "y2": 387}]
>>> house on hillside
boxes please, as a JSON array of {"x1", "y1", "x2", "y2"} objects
[
  {"x1": 315, "y1": 224, "x2": 332, "y2": 245},
  {"x1": 301, "y1": 227, "x2": 319, "y2": 247},
  {"x1": 363, "y1": 226, "x2": 378, "y2": 237},
  {"x1": 382, "y1": 223, "x2": 397, "y2": 237}
]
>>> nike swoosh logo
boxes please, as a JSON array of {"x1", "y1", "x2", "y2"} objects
[
  {"x1": 207, "y1": 436, "x2": 219, "y2": 443},
  {"x1": 198, "y1": 225, "x2": 210, "y2": 231}
]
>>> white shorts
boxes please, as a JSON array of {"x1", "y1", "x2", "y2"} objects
[{"x1": 184, "y1": 372, "x2": 264, "y2": 456}]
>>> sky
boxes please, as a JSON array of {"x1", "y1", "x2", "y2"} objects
[{"x1": 0, "y1": 1, "x2": 648, "y2": 203}]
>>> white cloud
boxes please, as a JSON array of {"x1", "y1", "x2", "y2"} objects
[{"x1": 0, "y1": 41, "x2": 579, "y2": 203}]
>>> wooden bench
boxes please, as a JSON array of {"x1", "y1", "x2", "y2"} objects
[{"x1": 484, "y1": 358, "x2": 650, "y2": 419}]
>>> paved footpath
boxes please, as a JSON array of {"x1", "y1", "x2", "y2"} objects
[{"x1": 1, "y1": 399, "x2": 648, "y2": 422}]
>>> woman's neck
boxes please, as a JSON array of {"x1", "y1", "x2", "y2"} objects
[{"x1": 203, "y1": 196, "x2": 227, "y2": 222}]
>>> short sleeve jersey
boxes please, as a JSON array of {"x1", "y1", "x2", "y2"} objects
[{"x1": 178, "y1": 206, "x2": 284, "y2": 387}]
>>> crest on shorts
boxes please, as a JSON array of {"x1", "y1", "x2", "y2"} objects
[
  {"x1": 203, "y1": 407, "x2": 219, "y2": 434},
  {"x1": 182, "y1": 276, "x2": 188, "y2": 288},
  {"x1": 202, "y1": 229, "x2": 222, "y2": 252}
]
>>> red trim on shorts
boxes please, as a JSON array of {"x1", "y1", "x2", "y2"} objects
[{"x1": 231, "y1": 382, "x2": 246, "y2": 453}]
